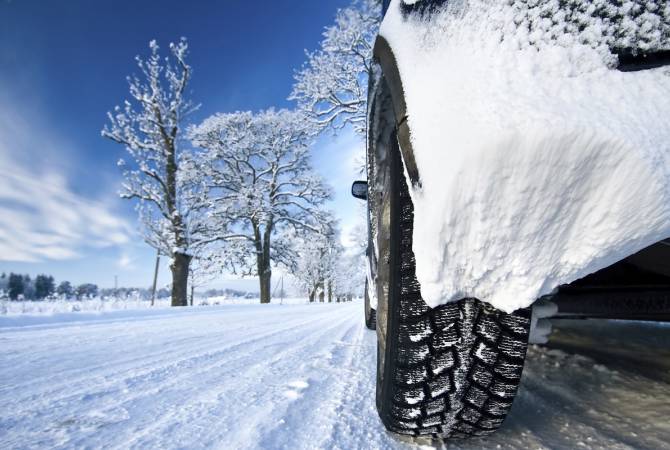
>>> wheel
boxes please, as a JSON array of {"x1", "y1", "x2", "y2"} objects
[
  {"x1": 372, "y1": 127, "x2": 532, "y2": 438},
  {"x1": 365, "y1": 279, "x2": 377, "y2": 330}
]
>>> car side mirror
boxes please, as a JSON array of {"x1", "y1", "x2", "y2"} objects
[{"x1": 351, "y1": 180, "x2": 368, "y2": 200}]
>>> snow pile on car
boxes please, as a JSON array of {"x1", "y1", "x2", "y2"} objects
[{"x1": 381, "y1": 0, "x2": 670, "y2": 312}]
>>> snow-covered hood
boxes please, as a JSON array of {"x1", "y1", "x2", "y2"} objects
[{"x1": 380, "y1": 0, "x2": 670, "y2": 313}]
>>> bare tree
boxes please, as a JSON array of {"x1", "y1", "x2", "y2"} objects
[
  {"x1": 102, "y1": 38, "x2": 205, "y2": 307},
  {"x1": 290, "y1": 0, "x2": 381, "y2": 135},
  {"x1": 189, "y1": 109, "x2": 332, "y2": 304}
]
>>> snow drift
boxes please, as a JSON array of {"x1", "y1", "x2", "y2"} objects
[{"x1": 380, "y1": 0, "x2": 670, "y2": 312}]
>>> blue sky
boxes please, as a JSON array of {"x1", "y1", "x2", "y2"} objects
[{"x1": 0, "y1": 0, "x2": 365, "y2": 291}]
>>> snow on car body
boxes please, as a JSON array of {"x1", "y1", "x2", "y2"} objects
[
  {"x1": 379, "y1": 0, "x2": 670, "y2": 313},
  {"x1": 356, "y1": 0, "x2": 670, "y2": 440}
]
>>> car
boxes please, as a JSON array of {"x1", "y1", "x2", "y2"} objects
[{"x1": 352, "y1": 0, "x2": 670, "y2": 440}]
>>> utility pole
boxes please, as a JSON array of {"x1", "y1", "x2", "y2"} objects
[
  {"x1": 150, "y1": 249, "x2": 160, "y2": 306},
  {"x1": 272, "y1": 275, "x2": 285, "y2": 305}
]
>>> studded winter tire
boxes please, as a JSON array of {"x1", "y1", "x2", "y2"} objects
[{"x1": 373, "y1": 129, "x2": 532, "y2": 439}]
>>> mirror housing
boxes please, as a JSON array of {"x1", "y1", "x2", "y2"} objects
[{"x1": 351, "y1": 180, "x2": 368, "y2": 200}]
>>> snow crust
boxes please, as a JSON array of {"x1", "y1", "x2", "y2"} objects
[{"x1": 380, "y1": 0, "x2": 670, "y2": 312}]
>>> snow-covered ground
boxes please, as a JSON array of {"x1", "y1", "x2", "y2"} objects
[
  {"x1": 0, "y1": 296, "x2": 308, "y2": 317},
  {"x1": 1, "y1": 302, "x2": 669, "y2": 449}
]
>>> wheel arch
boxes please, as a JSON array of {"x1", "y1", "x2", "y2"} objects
[{"x1": 372, "y1": 36, "x2": 420, "y2": 188}]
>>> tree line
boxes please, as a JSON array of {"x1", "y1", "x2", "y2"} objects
[
  {"x1": 102, "y1": 0, "x2": 380, "y2": 307},
  {"x1": 0, "y1": 269, "x2": 273, "y2": 303},
  {"x1": 0, "y1": 273, "x2": 100, "y2": 301}
]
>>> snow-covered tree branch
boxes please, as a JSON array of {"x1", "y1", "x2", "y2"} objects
[
  {"x1": 189, "y1": 109, "x2": 333, "y2": 304},
  {"x1": 293, "y1": 225, "x2": 341, "y2": 303},
  {"x1": 102, "y1": 38, "x2": 205, "y2": 307},
  {"x1": 187, "y1": 246, "x2": 224, "y2": 306},
  {"x1": 293, "y1": 220, "x2": 366, "y2": 303},
  {"x1": 289, "y1": 0, "x2": 381, "y2": 135}
]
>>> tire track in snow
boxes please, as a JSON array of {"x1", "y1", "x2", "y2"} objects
[
  {"x1": 195, "y1": 320, "x2": 363, "y2": 449},
  {"x1": 240, "y1": 319, "x2": 365, "y2": 450},
  {"x1": 0, "y1": 308, "x2": 309, "y2": 384},
  {"x1": 113, "y1": 305, "x2": 359, "y2": 449},
  {"x1": 256, "y1": 321, "x2": 365, "y2": 449},
  {"x1": 315, "y1": 325, "x2": 398, "y2": 450},
  {"x1": 0, "y1": 305, "x2": 353, "y2": 449},
  {"x1": 0, "y1": 310, "x2": 324, "y2": 410}
]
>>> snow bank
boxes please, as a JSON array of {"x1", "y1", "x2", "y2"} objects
[
  {"x1": 0, "y1": 297, "x2": 310, "y2": 318},
  {"x1": 0, "y1": 298, "x2": 172, "y2": 316},
  {"x1": 381, "y1": 0, "x2": 670, "y2": 312}
]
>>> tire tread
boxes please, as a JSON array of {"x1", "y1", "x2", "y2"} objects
[{"x1": 377, "y1": 141, "x2": 531, "y2": 438}]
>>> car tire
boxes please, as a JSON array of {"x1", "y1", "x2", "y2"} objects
[
  {"x1": 373, "y1": 128, "x2": 532, "y2": 438},
  {"x1": 365, "y1": 279, "x2": 377, "y2": 330}
]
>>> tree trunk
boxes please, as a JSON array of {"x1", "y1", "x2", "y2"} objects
[
  {"x1": 309, "y1": 288, "x2": 316, "y2": 303},
  {"x1": 256, "y1": 220, "x2": 274, "y2": 304},
  {"x1": 256, "y1": 239, "x2": 272, "y2": 304},
  {"x1": 316, "y1": 279, "x2": 323, "y2": 303},
  {"x1": 259, "y1": 270, "x2": 271, "y2": 304},
  {"x1": 190, "y1": 283, "x2": 194, "y2": 306},
  {"x1": 327, "y1": 280, "x2": 332, "y2": 303},
  {"x1": 257, "y1": 222, "x2": 273, "y2": 304},
  {"x1": 170, "y1": 252, "x2": 191, "y2": 307},
  {"x1": 164, "y1": 129, "x2": 189, "y2": 308}
]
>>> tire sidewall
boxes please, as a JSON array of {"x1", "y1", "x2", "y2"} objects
[{"x1": 374, "y1": 128, "x2": 402, "y2": 424}]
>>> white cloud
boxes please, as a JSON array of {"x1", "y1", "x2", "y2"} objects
[
  {"x1": 117, "y1": 252, "x2": 136, "y2": 270},
  {"x1": 0, "y1": 103, "x2": 132, "y2": 263}
]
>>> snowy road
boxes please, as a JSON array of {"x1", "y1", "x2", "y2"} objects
[{"x1": 1, "y1": 302, "x2": 669, "y2": 449}]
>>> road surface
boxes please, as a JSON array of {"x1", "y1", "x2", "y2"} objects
[{"x1": 1, "y1": 302, "x2": 669, "y2": 449}]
